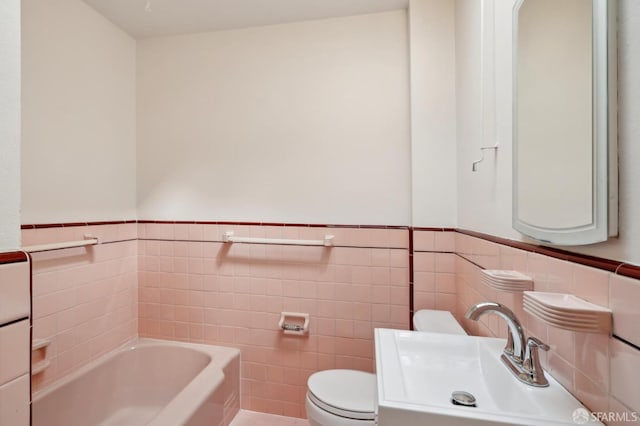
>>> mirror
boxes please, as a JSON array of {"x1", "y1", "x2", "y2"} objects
[{"x1": 512, "y1": 0, "x2": 617, "y2": 245}]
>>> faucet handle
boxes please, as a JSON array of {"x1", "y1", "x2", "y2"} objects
[
  {"x1": 523, "y1": 337, "x2": 550, "y2": 387},
  {"x1": 527, "y1": 336, "x2": 550, "y2": 351}
]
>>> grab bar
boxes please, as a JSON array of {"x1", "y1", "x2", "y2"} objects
[
  {"x1": 222, "y1": 231, "x2": 334, "y2": 247},
  {"x1": 22, "y1": 236, "x2": 99, "y2": 253}
]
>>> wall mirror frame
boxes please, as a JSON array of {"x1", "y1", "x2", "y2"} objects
[{"x1": 512, "y1": 0, "x2": 618, "y2": 246}]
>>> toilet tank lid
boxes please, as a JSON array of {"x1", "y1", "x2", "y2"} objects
[{"x1": 412, "y1": 309, "x2": 467, "y2": 335}]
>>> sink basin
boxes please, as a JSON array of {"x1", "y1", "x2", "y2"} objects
[{"x1": 375, "y1": 329, "x2": 601, "y2": 425}]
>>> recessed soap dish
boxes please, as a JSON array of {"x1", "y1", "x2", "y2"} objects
[
  {"x1": 480, "y1": 270, "x2": 533, "y2": 293},
  {"x1": 31, "y1": 338, "x2": 51, "y2": 376},
  {"x1": 523, "y1": 291, "x2": 612, "y2": 334}
]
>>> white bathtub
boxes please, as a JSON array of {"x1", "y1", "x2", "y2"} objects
[{"x1": 32, "y1": 338, "x2": 240, "y2": 426}]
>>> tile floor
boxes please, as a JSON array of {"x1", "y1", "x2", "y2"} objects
[{"x1": 230, "y1": 410, "x2": 310, "y2": 426}]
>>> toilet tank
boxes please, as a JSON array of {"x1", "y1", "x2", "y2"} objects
[{"x1": 412, "y1": 310, "x2": 467, "y2": 335}]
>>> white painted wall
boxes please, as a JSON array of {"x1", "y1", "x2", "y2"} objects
[
  {"x1": 137, "y1": 11, "x2": 411, "y2": 225},
  {"x1": 456, "y1": 0, "x2": 513, "y2": 238},
  {"x1": 21, "y1": 0, "x2": 137, "y2": 225},
  {"x1": 456, "y1": 0, "x2": 640, "y2": 265},
  {"x1": 20, "y1": 0, "x2": 638, "y2": 263},
  {"x1": 0, "y1": 0, "x2": 21, "y2": 250},
  {"x1": 409, "y1": 0, "x2": 457, "y2": 227}
]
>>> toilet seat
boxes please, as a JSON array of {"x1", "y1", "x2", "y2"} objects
[{"x1": 307, "y1": 370, "x2": 376, "y2": 421}]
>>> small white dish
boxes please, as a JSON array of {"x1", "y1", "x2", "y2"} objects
[
  {"x1": 523, "y1": 292, "x2": 612, "y2": 334},
  {"x1": 480, "y1": 270, "x2": 533, "y2": 293},
  {"x1": 522, "y1": 301, "x2": 600, "y2": 324},
  {"x1": 523, "y1": 298, "x2": 601, "y2": 320},
  {"x1": 523, "y1": 291, "x2": 611, "y2": 313}
]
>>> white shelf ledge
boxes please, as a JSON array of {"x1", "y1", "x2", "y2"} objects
[
  {"x1": 523, "y1": 291, "x2": 612, "y2": 334},
  {"x1": 480, "y1": 269, "x2": 533, "y2": 292},
  {"x1": 32, "y1": 338, "x2": 51, "y2": 351},
  {"x1": 31, "y1": 359, "x2": 51, "y2": 376}
]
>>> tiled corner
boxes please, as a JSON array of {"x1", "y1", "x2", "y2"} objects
[
  {"x1": 572, "y1": 264, "x2": 610, "y2": 308},
  {"x1": 455, "y1": 233, "x2": 640, "y2": 421},
  {"x1": 27, "y1": 224, "x2": 138, "y2": 392},
  {"x1": 610, "y1": 338, "x2": 640, "y2": 413},
  {"x1": 434, "y1": 232, "x2": 455, "y2": 252},
  {"x1": 412, "y1": 230, "x2": 457, "y2": 314},
  {"x1": 0, "y1": 260, "x2": 30, "y2": 325},
  {"x1": 575, "y1": 332, "x2": 609, "y2": 390},
  {"x1": 609, "y1": 274, "x2": 640, "y2": 347}
]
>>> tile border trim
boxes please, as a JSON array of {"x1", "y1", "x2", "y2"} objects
[
  {"x1": 455, "y1": 228, "x2": 640, "y2": 279},
  {"x1": 408, "y1": 228, "x2": 414, "y2": 330},
  {"x1": 413, "y1": 227, "x2": 456, "y2": 232},
  {"x1": 0, "y1": 251, "x2": 28, "y2": 264},
  {"x1": 21, "y1": 220, "x2": 137, "y2": 229},
  {"x1": 19, "y1": 221, "x2": 640, "y2": 279},
  {"x1": 137, "y1": 220, "x2": 409, "y2": 229},
  {"x1": 22, "y1": 220, "x2": 409, "y2": 230}
]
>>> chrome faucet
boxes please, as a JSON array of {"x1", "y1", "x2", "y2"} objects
[
  {"x1": 465, "y1": 301, "x2": 526, "y2": 362},
  {"x1": 465, "y1": 301, "x2": 549, "y2": 387}
]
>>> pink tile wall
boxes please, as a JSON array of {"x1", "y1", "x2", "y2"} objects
[
  {"x1": 137, "y1": 223, "x2": 410, "y2": 418},
  {"x1": 455, "y1": 233, "x2": 640, "y2": 421},
  {"x1": 24, "y1": 222, "x2": 638, "y2": 423},
  {"x1": 413, "y1": 230, "x2": 456, "y2": 315},
  {"x1": 0, "y1": 258, "x2": 30, "y2": 325},
  {"x1": 25, "y1": 224, "x2": 138, "y2": 392}
]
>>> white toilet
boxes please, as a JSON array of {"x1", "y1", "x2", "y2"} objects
[{"x1": 305, "y1": 310, "x2": 467, "y2": 426}]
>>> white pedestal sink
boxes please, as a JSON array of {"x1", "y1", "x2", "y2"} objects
[{"x1": 375, "y1": 329, "x2": 601, "y2": 425}]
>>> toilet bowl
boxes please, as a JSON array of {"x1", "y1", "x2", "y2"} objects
[
  {"x1": 306, "y1": 369, "x2": 376, "y2": 426},
  {"x1": 305, "y1": 309, "x2": 466, "y2": 426}
]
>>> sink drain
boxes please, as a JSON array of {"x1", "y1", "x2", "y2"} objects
[{"x1": 451, "y1": 391, "x2": 477, "y2": 407}]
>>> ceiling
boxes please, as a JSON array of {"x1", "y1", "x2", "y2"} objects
[{"x1": 82, "y1": 0, "x2": 409, "y2": 39}]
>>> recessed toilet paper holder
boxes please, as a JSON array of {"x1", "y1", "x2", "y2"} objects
[{"x1": 279, "y1": 312, "x2": 309, "y2": 335}]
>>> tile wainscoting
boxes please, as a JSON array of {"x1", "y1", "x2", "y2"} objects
[
  {"x1": 22, "y1": 222, "x2": 640, "y2": 423},
  {"x1": 453, "y1": 231, "x2": 640, "y2": 425},
  {"x1": 23, "y1": 223, "x2": 138, "y2": 392},
  {"x1": 0, "y1": 251, "x2": 31, "y2": 426},
  {"x1": 137, "y1": 222, "x2": 409, "y2": 417},
  {"x1": 412, "y1": 228, "x2": 457, "y2": 317}
]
